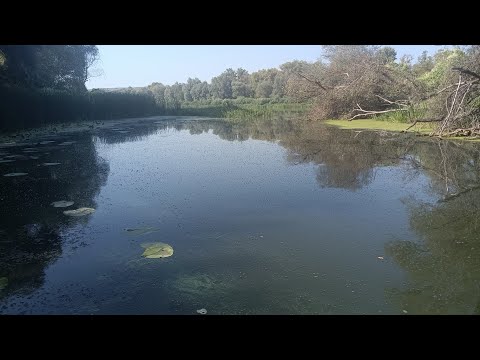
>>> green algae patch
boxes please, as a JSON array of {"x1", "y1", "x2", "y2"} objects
[
  {"x1": 3, "y1": 172, "x2": 28, "y2": 177},
  {"x1": 51, "y1": 200, "x2": 74, "y2": 208},
  {"x1": 325, "y1": 119, "x2": 433, "y2": 133},
  {"x1": 140, "y1": 242, "x2": 174, "y2": 259},
  {"x1": 124, "y1": 227, "x2": 160, "y2": 236},
  {"x1": 63, "y1": 207, "x2": 95, "y2": 216}
]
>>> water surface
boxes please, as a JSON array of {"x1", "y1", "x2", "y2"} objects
[{"x1": 1, "y1": 117, "x2": 480, "y2": 314}]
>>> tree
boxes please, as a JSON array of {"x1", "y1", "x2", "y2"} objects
[
  {"x1": 232, "y1": 80, "x2": 252, "y2": 98},
  {"x1": 0, "y1": 45, "x2": 40, "y2": 87},
  {"x1": 255, "y1": 80, "x2": 273, "y2": 98},
  {"x1": 272, "y1": 72, "x2": 287, "y2": 98},
  {"x1": 211, "y1": 69, "x2": 236, "y2": 99},
  {"x1": 35, "y1": 45, "x2": 99, "y2": 92},
  {"x1": 413, "y1": 50, "x2": 434, "y2": 76},
  {"x1": 164, "y1": 86, "x2": 180, "y2": 110},
  {"x1": 378, "y1": 46, "x2": 397, "y2": 64},
  {"x1": 147, "y1": 82, "x2": 166, "y2": 110},
  {"x1": 182, "y1": 77, "x2": 201, "y2": 102}
]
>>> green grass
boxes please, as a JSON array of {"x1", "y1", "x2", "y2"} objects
[
  {"x1": 324, "y1": 119, "x2": 434, "y2": 133},
  {"x1": 442, "y1": 136, "x2": 480, "y2": 142},
  {"x1": 225, "y1": 103, "x2": 309, "y2": 119},
  {"x1": 172, "y1": 101, "x2": 310, "y2": 119},
  {"x1": 325, "y1": 119, "x2": 480, "y2": 142}
]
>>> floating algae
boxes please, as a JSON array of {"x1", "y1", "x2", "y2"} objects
[
  {"x1": 5, "y1": 155, "x2": 28, "y2": 160},
  {"x1": 124, "y1": 227, "x2": 160, "y2": 236},
  {"x1": 140, "y1": 242, "x2": 174, "y2": 259},
  {"x1": 3, "y1": 173, "x2": 28, "y2": 177},
  {"x1": 41, "y1": 162, "x2": 61, "y2": 166},
  {"x1": 51, "y1": 200, "x2": 74, "y2": 208},
  {"x1": 63, "y1": 207, "x2": 95, "y2": 217}
]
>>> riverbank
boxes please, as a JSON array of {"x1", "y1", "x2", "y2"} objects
[
  {"x1": 324, "y1": 119, "x2": 433, "y2": 133},
  {"x1": 176, "y1": 101, "x2": 310, "y2": 119},
  {"x1": 325, "y1": 119, "x2": 480, "y2": 142}
]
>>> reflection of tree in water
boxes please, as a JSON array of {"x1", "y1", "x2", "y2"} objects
[
  {"x1": 0, "y1": 133, "x2": 109, "y2": 298},
  {"x1": 175, "y1": 118, "x2": 412, "y2": 191},
  {"x1": 159, "y1": 117, "x2": 298, "y2": 143},
  {"x1": 4, "y1": 117, "x2": 480, "y2": 313},
  {"x1": 281, "y1": 123, "x2": 417, "y2": 190},
  {"x1": 94, "y1": 121, "x2": 160, "y2": 144},
  {"x1": 172, "y1": 118, "x2": 480, "y2": 313},
  {"x1": 384, "y1": 140, "x2": 480, "y2": 314}
]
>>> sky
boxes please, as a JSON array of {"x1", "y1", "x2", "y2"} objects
[{"x1": 86, "y1": 45, "x2": 450, "y2": 89}]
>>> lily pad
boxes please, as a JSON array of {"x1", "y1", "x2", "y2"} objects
[
  {"x1": 3, "y1": 173, "x2": 28, "y2": 177},
  {"x1": 140, "y1": 242, "x2": 174, "y2": 259},
  {"x1": 0, "y1": 277, "x2": 7, "y2": 290},
  {"x1": 51, "y1": 200, "x2": 74, "y2": 208},
  {"x1": 41, "y1": 162, "x2": 61, "y2": 166},
  {"x1": 124, "y1": 227, "x2": 160, "y2": 236},
  {"x1": 0, "y1": 160, "x2": 15, "y2": 163},
  {"x1": 63, "y1": 207, "x2": 95, "y2": 217}
]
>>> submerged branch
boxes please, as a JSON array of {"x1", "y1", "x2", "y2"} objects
[
  {"x1": 403, "y1": 118, "x2": 443, "y2": 131},
  {"x1": 438, "y1": 184, "x2": 480, "y2": 203},
  {"x1": 348, "y1": 106, "x2": 409, "y2": 120}
]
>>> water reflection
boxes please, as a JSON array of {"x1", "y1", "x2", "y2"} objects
[
  {"x1": 384, "y1": 140, "x2": 480, "y2": 314},
  {"x1": 1, "y1": 116, "x2": 480, "y2": 314},
  {"x1": 0, "y1": 133, "x2": 109, "y2": 298}
]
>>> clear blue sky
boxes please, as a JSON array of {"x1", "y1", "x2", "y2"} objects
[{"x1": 86, "y1": 45, "x2": 450, "y2": 89}]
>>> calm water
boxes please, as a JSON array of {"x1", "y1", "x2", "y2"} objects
[{"x1": 1, "y1": 117, "x2": 480, "y2": 315}]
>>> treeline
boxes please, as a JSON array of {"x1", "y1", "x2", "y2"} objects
[
  {"x1": 120, "y1": 66, "x2": 294, "y2": 111},
  {"x1": 102, "y1": 65, "x2": 310, "y2": 120},
  {"x1": 6, "y1": 45, "x2": 478, "y2": 135},
  {"x1": 0, "y1": 45, "x2": 306, "y2": 131},
  {"x1": 0, "y1": 45, "x2": 160, "y2": 131},
  {"x1": 283, "y1": 45, "x2": 480, "y2": 136}
]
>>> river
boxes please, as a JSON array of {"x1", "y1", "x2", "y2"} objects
[{"x1": 1, "y1": 116, "x2": 479, "y2": 314}]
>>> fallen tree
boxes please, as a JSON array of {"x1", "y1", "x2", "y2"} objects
[{"x1": 286, "y1": 46, "x2": 480, "y2": 138}]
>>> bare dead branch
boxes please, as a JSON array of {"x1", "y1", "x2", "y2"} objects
[
  {"x1": 403, "y1": 118, "x2": 443, "y2": 131},
  {"x1": 293, "y1": 71, "x2": 329, "y2": 91},
  {"x1": 348, "y1": 107, "x2": 409, "y2": 120},
  {"x1": 438, "y1": 184, "x2": 480, "y2": 203},
  {"x1": 452, "y1": 67, "x2": 480, "y2": 80},
  {"x1": 374, "y1": 94, "x2": 410, "y2": 107}
]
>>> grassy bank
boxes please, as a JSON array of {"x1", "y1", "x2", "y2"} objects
[
  {"x1": 175, "y1": 100, "x2": 310, "y2": 119},
  {"x1": 325, "y1": 119, "x2": 480, "y2": 142},
  {"x1": 324, "y1": 119, "x2": 433, "y2": 133}
]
